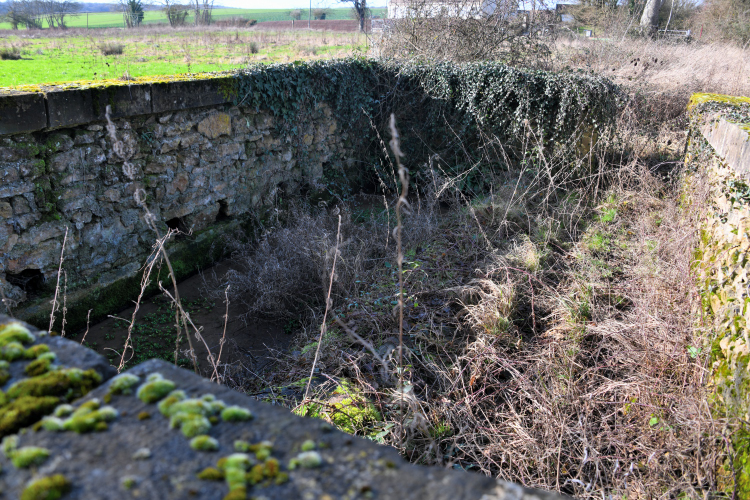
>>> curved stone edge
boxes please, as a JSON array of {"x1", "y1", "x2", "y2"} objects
[{"x1": 0, "y1": 316, "x2": 570, "y2": 500}]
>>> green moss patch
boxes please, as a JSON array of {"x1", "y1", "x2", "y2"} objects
[
  {"x1": 296, "y1": 379, "x2": 381, "y2": 437},
  {"x1": 21, "y1": 474, "x2": 71, "y2": 500}
]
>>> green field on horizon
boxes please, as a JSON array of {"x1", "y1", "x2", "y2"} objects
[
  {"x1": 0, "y1": 29, "x2": 367, "y2": 87},
  {"x1": 0, "y1": 7, "x2": 387, "y2": 30}
]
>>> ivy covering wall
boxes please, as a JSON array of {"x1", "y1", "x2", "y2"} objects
[{"x1": 230, "y1": 58, "x2": 623, "y2": 191}]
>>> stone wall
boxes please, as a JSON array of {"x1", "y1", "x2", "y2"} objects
[
  {"x1": 687, "y1": 93, "x2": 750, "y2": 495},
  {"x1": 0, "y1": 76, "x2": 358, "y2": 328}
]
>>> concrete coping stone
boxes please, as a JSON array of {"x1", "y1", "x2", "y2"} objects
[{"x1": 0, "y1": 73, "x2": 238, "y2": 134}]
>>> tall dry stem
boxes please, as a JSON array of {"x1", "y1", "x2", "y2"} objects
[
  {"x1": 48, "y1": 226, "x2": 68, "y2": 335},
  {"x1": 303, "y1": 214, "x2": 342, "y2": 403}
]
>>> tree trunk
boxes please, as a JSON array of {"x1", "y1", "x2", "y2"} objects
[{"x1": 640, "y1": 0, "x2": 662, "y2": 30}]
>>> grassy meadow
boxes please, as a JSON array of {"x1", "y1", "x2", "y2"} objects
[
  {"x1": 0, "y1": 29, "x2": 367, "y2": 87},
  {"x1": 0, "y1": 7, "x2": 387, "y2": 30}
]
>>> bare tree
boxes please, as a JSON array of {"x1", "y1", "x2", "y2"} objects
[
  {"x1": 191, "y1": 0, "x2": 213, "y2": 25},
  {"x1": 162, "y1": 0, "x2": 188, "y2": 26},
  {"x1": 341, "y1": 0, "x2": 368, "y2": 31}
]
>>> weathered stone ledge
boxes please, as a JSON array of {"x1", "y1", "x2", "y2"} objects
[
  {"x1": 0, "y1": 75, "x2": 236, "y2": 134},
  {"x1": 0, "y1": 316, "x2": 568, "y2": 500}
]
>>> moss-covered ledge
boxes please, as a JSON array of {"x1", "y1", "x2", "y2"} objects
[{"x1": 688, "y1": 92, "x2": 750, "y2": 496}]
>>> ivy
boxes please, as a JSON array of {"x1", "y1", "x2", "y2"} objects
[{"x1": 229, "y1": 58, "x2": 623, "y2": 191}]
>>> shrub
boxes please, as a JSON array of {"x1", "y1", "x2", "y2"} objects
[
  {"x1": 0, "y1": 48, "x2": 21, "y2": 60},
  {"x1": 99, "y1": 42, "x2": 124, "y2": 56}
]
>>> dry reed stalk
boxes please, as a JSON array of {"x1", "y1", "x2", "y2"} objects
[
  {"x1": 48, "y1": 226, "x2": 68, "y2": 335},
  {"x1": 79, "y1": 309, "x2": 93, "y2": 345},
  {"x1": 212, "y1": 284, "x2": 230, "y2": 383},
  {"x1": 115, "y1": 237, "x2": 162, "y2": 372},
  {"x1": 303, "y1": 213, "x2": 342, "y2": 403},
  {"x1": 389, "y1": 113, "x2": 408, "y2": 444}
]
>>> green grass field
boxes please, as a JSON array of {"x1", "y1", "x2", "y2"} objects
[
  {"x1": 0, "y1": 30, "x2": 367, "y2": 87},
  {"x1": 0, "y1": 7, "x2": 387, "y2": 30}
]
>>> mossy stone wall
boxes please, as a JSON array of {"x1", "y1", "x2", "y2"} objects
[
  {"x1": 688, "y1": 92, "x2": 750, "y2": 495},
  {"x1": 0, "y1": 81, "x2": 358, "y2": 332}
]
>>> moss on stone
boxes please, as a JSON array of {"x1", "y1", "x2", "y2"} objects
[
  {"x1": 40, "y1": 416, "x2": 64, "y2": 431},
  {"x1": 0, "y1": 396, "x2": 60, "y2": 438},
  {"x1": 170, "y1": 413, "x2": 211, "y2": 438},
  {"x1": 0, "y1": 323, "x2": 35, "y2": 347},
  {"x1": 220, "y1": 406, "x2": 253, "y2": 422},
  {"x1": 108, "y1": 374, "x2": 140, "y2": 395},
  {"x1": 197, "y1": 466, "x2": 224, "y2": 480},
  {"x1": 157, "y1": 390, "x2": 186, "y2": 415},
  {"x1": 289, "y1": 451, "x2": 322, "y2": 469},
  {"x1": 24, "y1": 358, "x2": 52, "y2": 377},
  {"x1": 6, "y1": 368, "x2": 101, "y2": 400},
  {"x1": 136, "y1": 373, "x2": 176, "y2": 404},
  {"x1": 20, "y1": 474, "x2": 71, "y2": 500},
  {"x1": 137, "y1": 411, "x2": 151, "y2": 421},
  {"x1": 300, "y1": 439, "x2": 316, "y2": 452},
  {"x1": 189, "y1": 434, "x2": 219, "y2": 452},
  {"x1": 60, "y1": 399, "x2": 118, "y2": 433},
  {"x1": 1, "y1": 342, "x2": 27, "y2": 362},
  {"x1": 688, "y1": 93, "x2": 750, "y2": 110},
  {"x1": 10, "y1": 446, "x2": 50, "y2": 468},
  {"x1": 24, "y1": 345, "x2": 50, "y2": 358}
]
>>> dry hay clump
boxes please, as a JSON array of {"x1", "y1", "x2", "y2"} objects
[{"x1": 222, "y1": 203, "x2": 382, "y2": 321}]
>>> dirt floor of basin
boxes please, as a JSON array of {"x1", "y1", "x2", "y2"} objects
[{"x1": 66, "y1": 261, "x2": 293, "y2": 378}]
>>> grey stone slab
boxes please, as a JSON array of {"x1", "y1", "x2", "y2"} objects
[
  {"x1": 46, "y1": 89, "x2": 97, "y2": 129},
  {"x1": 151, "y1": 78, "x2": 235, "y2": 114},
  {"x1": 0, "y1": 350, "x2": 567, "y2": 499},
  {"x1": 701, "y1": 118, "x2": 750, "y2": 178},
  {"x1": 91, "y1": 84, "x2": 153, "y2": 120},
  {"x1": 0, "y1": 93, "x2": 47, "y2": 134}
]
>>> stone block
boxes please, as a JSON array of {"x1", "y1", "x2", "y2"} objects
[
  {"x1": 151, "y1": 78, "x2": 234, "y2": 114},
  {"x1": 198, "y1": 112, "x2": 232, "y2": 139},
  {"x1": 45, "y1": 88, "x2": 97, "y2": 129},
  {"x1": 701, "y1": 118, "x2": 750, "y2": 178},
  {"x1": 0, "y1": 93, "x2": 47, "y2": 134},
  {"x1": 91, "y1": 83, "x2": 153, "y2": 120},
  {"x1": 0, "y1": 181, "x2": 34, "y2": 199}
]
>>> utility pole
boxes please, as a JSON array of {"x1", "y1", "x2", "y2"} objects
[{"x1": 308, "y1": 0, "x2": 311, "y2": 29}]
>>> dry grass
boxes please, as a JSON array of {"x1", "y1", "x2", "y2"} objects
[{"x1": 212, "y1": 36, "x2": 736, "y2": 496}]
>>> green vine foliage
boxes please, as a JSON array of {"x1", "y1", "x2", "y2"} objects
[{"x1": 230, "y1": 58, "x2": 623, "y2": 194}]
